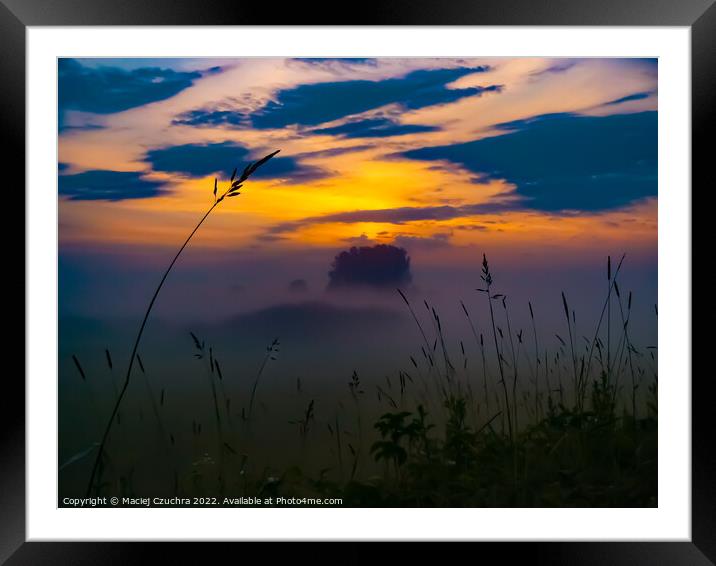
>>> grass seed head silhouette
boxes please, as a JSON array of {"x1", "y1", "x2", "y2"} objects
[{"x1": 85, "y1": 149, "x2": 280, "y2": 496}]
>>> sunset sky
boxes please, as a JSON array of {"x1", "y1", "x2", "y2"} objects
[{"x1": 58, "y1": 57, "x2": 657, "y2": 352}]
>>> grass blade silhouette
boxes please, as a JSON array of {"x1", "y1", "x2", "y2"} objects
[
  {"x1": 85, "y1": 150, "x2": 280, "y2": 496},
  {"x1": 246, "y1": 337, "x2": 280, "y2": 424},
  {"x1": 478, "y1": 254, "x2": 512, "y2": 443}
]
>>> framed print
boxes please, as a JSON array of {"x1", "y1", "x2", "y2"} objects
[{"x1": 3, "y1": 0, "x2": 709, "y2": 562}]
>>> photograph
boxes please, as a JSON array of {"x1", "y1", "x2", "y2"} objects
[{"x1": 57, "y1": 56, "x2": 658, "y2": 508}]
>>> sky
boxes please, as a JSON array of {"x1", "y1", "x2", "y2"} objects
[{"x1": 58, "y1": 57, "x2": 658, "y2": 369}]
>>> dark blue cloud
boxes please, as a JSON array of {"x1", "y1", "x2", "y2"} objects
[
  {"x1": 393, "y1": 232, "x2": 452, "y2": 250},
  {"x1": 293, "y1": 58, "x2": 377, "y2": 65},
  {"x1": 145, "y1": 142, "x2": 250, "y2": 177},
  {"x1": 60, "y1": 123, "x2": 106, "y2": 133},
  {"x1": 636, "y1": 58, "x2": 658, "y2": 69},
  {"x1": 311, "y1": 117, "x2": 439, "y2": 138},
  {"x1": 174, "y1": 66, "x2": 499, "y2": 131},
  {"x1": 58, "y1": 170, "x2": 165, "y2": 201},
  {"x1": 401, "y1": 111, "x2": 657, "y2": 212},
  {"x1": 58, "y1": 58, "x2": 209, "y2": 131},
  {"x1": 603, "y1": 91, "x2": 652, "y2": 106},
  {"x1": 530, "y1": 60, "x2": 581, "y2": 76},
  {"x1": 145, "y1": 141, "x2": 330, "y2": 183},
  {"x1": 266, "y1": 202, "x2": 514, "y2": 235},
  {"x1": 172, "y1": 110, "x2": 245, "y2": 128}
]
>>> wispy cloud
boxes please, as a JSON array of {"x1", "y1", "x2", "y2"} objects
[
  {"x1": 530, "y1": 59, "x2": 582, "y2": 77},
  {"x1": 172, "y1": 66, "x2": 499, "y2": 131},
  {"x1": 171, "y1": 109, "x2": 245, "y2": 128},
  {"x1": 603, "y1": 91, "x2": 653, "y2": 106},
  {"x1": 311, "y1": 117, "x2": 440, "y2": 138}
]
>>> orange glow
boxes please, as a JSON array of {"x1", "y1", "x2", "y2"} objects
[{"x1": 58, "y1": 57, "x2": 657, "y2": 265}]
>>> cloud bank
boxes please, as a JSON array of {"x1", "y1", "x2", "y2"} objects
[
  {"x1": 144, "y1": 142, "x2": 330, "y2": 182},
  {"x1": 401, "y1": 111, "x2": 657, "y2": 212},
  {"x1": 58, "y1": 170, "x2": 165, "y2": 201}
]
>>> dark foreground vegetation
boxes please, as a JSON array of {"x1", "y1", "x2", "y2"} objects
[
  {"x1": 256, "y1": 393, "x2": 657, "y2": 507},
  {"x1": 224, "y1": 256, "x2": 657, "y2": 508}
]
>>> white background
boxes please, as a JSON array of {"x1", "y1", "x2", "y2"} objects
[{"x1": 27, "y1": 26, "x2": 691, "y2": 541}]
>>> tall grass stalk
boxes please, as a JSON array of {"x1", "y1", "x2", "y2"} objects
[
  {"x1": 583, "y1": 254, "x2": 625, "y2": 389},
  {"x1": 191, "y1": 333, "x2": 226, "y2": 491},
  {"x1": 460, "y1": 300, "x2": 491, "y2": 415},
  {"x1": 397, "y1": 289, "x2": 435, "y2": 370},
  {"x1": 72, "y1": 355, "x2": 102, "y2": 431},
  {"x1": 212, "y1": 355, "x2": 233, "y2": 429},
  {"x1": 528, "y1": 302, "x2": 540, "y2": 423},
  {"x1": 431, "y1": 304, "x2": 455, "y2": 386},
  {"x1": 85, "y1": 150, "x2": 280, "y2": 496},
  {"x1": 501, "y1": 296, "x2": 519, "y2": 433},
  {"x1": 478, "y1": 254, "x2": 513, "y2": 444},
  {"x1": 613, "y1": 284, "x2": 637, "y2": 418},
  {"x1": 607, "y1": 256, "x2": 612, "y2": 385},
  {"x1": 104, "y1": 349, "x2": 122, "y2": 425},
  {"x1": 561, "y1": 292, "x2": 579, "y2": 409},
  {"x1": 247, "y1": 338, "x2": 280, "y2": 423},
  {"x1": 135, "y1": 353, "x2": 177, "y2": 493},
  {"x1": 335, "y1": 414, "x2": 344, "y2": 482},
  {"x1": 348, "y1": 370, "x2": 365, "y2": 476}
]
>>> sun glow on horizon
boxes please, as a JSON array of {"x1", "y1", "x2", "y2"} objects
[{"x1": 58, "y1": 57, "x2": 657, "y2": 266}]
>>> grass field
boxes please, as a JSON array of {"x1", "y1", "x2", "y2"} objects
[{"x1": 62, "y1": 250, "x2": 657, "y2": 507}]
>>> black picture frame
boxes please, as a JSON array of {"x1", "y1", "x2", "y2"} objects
[{"x1": 2, "y1": 0, "x2": 708, "y2": 562}]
